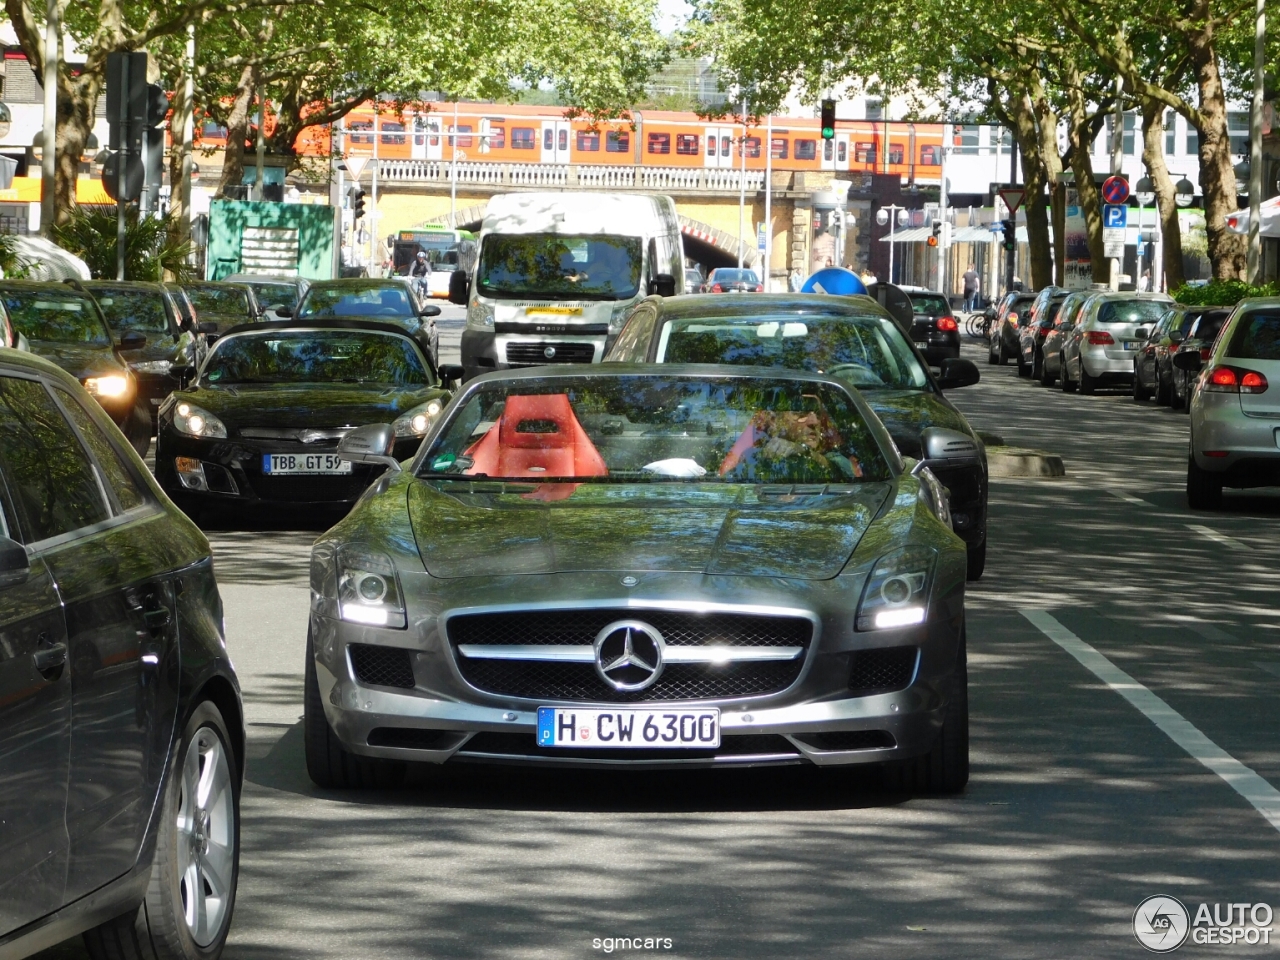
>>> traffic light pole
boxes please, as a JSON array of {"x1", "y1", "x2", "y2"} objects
[
  {"x1": 115, "y1": 55, "x2": 131, "y2": 281},
  {"x1": 39, "y1": 0, "x2": 58, "y2": 238},
  {"x1": 1005, "y1": 136, "x2": 1017, "y2": 294}
]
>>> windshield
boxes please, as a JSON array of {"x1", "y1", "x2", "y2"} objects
[
  {"x1": 245, "y1": 282, "x2": 299, "y2": 310},
  {"x1": 89, "y1": 288, "x2": 171, "y2": 334},
  {"x1": 300, "y1": 285, "x2": 414, "y2": 318},
  {"x1": 187, "y1": 285, "x2": 252, "y2": 317},
  {"x1": 2, "y1": 291, "x2": 109, "y2": 345},
  {"x1": 1096, "y1": 299, "x2": 1168, "y2": 324},
  {"x1": 477, "y1": 234, "x2": 642, "y2": 300},
  {"x1": 202, "y1": 331, "x2": 428, "y2": 386},
  {"x1": 910, "y1": 294, "x2": 950, "y2": 317},
  {"x1": 654, "y1": 313, "x2": 930, "y2": 391},
  {"x1": 420, "y1": 375, "x2": 890, "y2": 484},
  {"x1": 711, "y1": 269, "x2": 759, "y2": 283}
]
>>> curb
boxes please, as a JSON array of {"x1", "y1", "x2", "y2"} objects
[{"x1": 986, "y1": 446, "x2": 1067, "y2": 478}]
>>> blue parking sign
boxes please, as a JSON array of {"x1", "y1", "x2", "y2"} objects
[{"x1": 1103, "y1": 204, "x2": 1128, "y2": 229}]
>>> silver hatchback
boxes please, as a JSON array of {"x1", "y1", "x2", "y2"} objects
[
  {"x1": 1180, "y1": 299, "x2": 1280, "y2": 508},
  {"x1": 1060, "y1": 292, "x2": 1173, "y2": 394}
]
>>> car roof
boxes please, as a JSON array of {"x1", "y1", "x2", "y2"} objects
[
  {"x1": 83, "y1": 280, "x2": 170, "y2": 293},
  {"x1": 216, "y1": 318, "x2": 426, "y2": 342},
  {"x1": 0, "y1": 279, "x2": 95, "y2": 294},
  {"x1": 224, "y1": 274, "x2": 305, "y2": 285},
  {"x1": 306, "y1": 278, "x2": 413, "y2": 288},
  {"x1": 465, "y1": 361, "x2": 867, "y2": 388},
  {"x1": 652, "y1": 292, "x2": 894, "y2": 320}
]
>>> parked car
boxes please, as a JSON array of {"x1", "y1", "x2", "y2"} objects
[
  {"x1": 309, "y1": 365, "x2": 970, "y2": 793},
  {"x1": 1171, "y1": 307, "x2": 1232, "y2": 411},
  {"x1": 182, "y1": 281, "x2": 262, "y2": 337},
  {"x1": 1018, "y1": 288, "x2": 1069, "y2": 380},
  {"x1": 1132, "y1": 305, "x2": 1226, "y2": 405},
  {"x1": 84, "y1": 281, "x2": 211, "y2": 426},
  {"x1": 899, "y1": 286, "x2": 960, "y2": 364},
  {"x1": 1058, "y1": 292, "x2": 1173, "y2": 394},
  {"x1": 154, "y1": 320, "x2": 458, "y2": 523},
  {"x1": 1042, "y1": 291, "x2": 1097, "y2": 389},
  {"x1": 987, "y1": 290, "x2": 1038, "y2": 365},
  {"x1": 684, "y1": 268, "x2": 704, "y2": 295},
  {"x1": 0, "y1": 280, "x2": 151, "y2": 455},
  {"x1": 292, "y1": 278, "x2": 441, "y2": 367},
  {"x1": 1178, "y1": 299, "x2": 1280, "y2": 508},
  {"x1": 223, "y1": 273, "x2": 311, "y2": 322},
  {"x1": 702, "y1": 268, "x2": 763, "y2": 293},
  {"x1": 604, "y1": 293, "x2": 989, "y2": 578},
  {"x1": 0, "y1": 348, "x2": 242, "y2": 960}
]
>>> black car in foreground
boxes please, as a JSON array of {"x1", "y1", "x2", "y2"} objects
[
  {"x1": 292, "y1": 278, "x2": 441, "y2": 366},
  {"x1": 0, "y1": 349, "x2": 242, "y2": 960},
  {"x1": 84, "y1": 281, "x2": 210, "y2": 424},
  {"x1": 605, "y1": 293, "x2": 989, "y2": 578},
  {"x1": 900, "y1": 286, "x2": 960, "y2": 364},
  {"x1": 155, "y1": 320, "x2": 458, "y2": 521},
  {"x1": 988, "y1": 290, "x2": 1038, "y2": 366},
  {"x1": 0, "y1": 281, "x2": 152, "y2": 455}
]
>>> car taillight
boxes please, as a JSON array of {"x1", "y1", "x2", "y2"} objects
[
  {"x1": 755, "y1": 284, "x2": 763, "y2": 292},
  {"x1": 1204, "y1": 365, "x2": 1269, "y2": 394},
  {"x1": 711, "y1": 283, "x2": 722, "y2": 292},
  {"x1": 1086, "y1": 331, "x2": 1115, "y2": 345},
  {"x1": 1199, "y1": 347, "x2": 1212, "y2": 360},
  {"x1": 936, "y1": 316, "x2": 958, "y2": 332}
]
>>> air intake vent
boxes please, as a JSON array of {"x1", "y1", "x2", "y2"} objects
[
  {"x1": 848, "y1": 647, "x2": 918, "y2": 695},
  {"x1": 349, "y1": 644, "x2": 415, "y2": 689},
  {"x1": 794, "y1": 731, "x2": 896, "y2": 751}
]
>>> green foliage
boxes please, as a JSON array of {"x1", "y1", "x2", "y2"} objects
[
  {"x1": 51, "y1": 207, "x2": 194, "y2": 282},
  {"x1": 1172, "y1": 280, "x2": 1279, "y2": 306},
  {"x1": 0, "y1": 235, "x2": 30, "y2": 279}
]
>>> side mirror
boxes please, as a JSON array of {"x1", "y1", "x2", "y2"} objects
[
  {"x1": 419, "y1": 304, "x2": 442, "y2": 318},
  {"x1": 275, "y1": 306, "x2": 293, "y2": 318},
  {"x1": 1169, "y1": 330, "x2": 1185, "y2": 345},
  {"x1": 1173, "y1": 351, "x2": 1203, "y2": 372},
  {"x1": 197, "y1": 321, "x2": 218, "y2": 335},
  {"x1": 170, "y1": 363, "x2": 196, "y2": 384},
  {"x1": 1135, "y1": 327, "x2": 1150, "y2": 341},
  {"x1": 448, "y1": 270, "x2": 469, "y2": 305},
  {"x1": 648, "y1": 273, "x2": 677, "y2": 297},
  {"x1": 337, "y1": 423, "x2": 401, "y2": 473},
  {"x1": 917, "y1": 427, "x2": 982, "y2": 465},
  {"x1": 118, "y1": 331, "x2": 147, "y2": 350},
  {"x1": 438, "y1": 363, "x2": 465, "y2": 387},
  {"x1": 937, "y1": 357, "x2": 981, "y2": 390},
  {"x1": 0, "y1": 535, "x2": 30, "y2": 587}
]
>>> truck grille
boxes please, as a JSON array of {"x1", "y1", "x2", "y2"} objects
[{"x1": 505, "y1": 342, "x2": 596, "y2": 365}]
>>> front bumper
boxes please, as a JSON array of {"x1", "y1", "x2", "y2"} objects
[
  {"x1": 461, "y1": 328, "x2": 609, "y2": 381},
  {"x1": 310, "y1": 571, "x2": 966, "y2": 770}
]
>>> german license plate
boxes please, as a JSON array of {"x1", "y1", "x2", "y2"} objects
[
  {"x1": 536, "y1": 707, "x2": 720, "y2": 749},
  {"x1": 262, "y1": 453, "x2": 352, "y2": 475},
  {"x1": 1123, "y1": 341, "x2": 1141, "y2": 350}
]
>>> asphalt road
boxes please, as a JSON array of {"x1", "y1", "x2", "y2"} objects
[{"x1": 36, "y1": 330, "x2": 1280, "y2": 960}]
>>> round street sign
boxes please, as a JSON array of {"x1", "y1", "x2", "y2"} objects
[{"x1": 1102, "y1": 175, "x2": 1130, "y2": 204}]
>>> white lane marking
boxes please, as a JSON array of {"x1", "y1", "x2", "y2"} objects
[
  {"x1": 1186, "y1": 524, "x2": 1247, "y2": 550},
  {"x1": 1189, "y1": 622, "x2": 1235, "y2": 641},
  {"x1": 1254, "y1": 662, "x2": 1280, "y2": 680},
  {"x1": 1021, "y1": 608, "x2": 1280, "y2": 835},
  {"x1": 1110, "y1": 490, "x2": 1148, "y2": 505}
]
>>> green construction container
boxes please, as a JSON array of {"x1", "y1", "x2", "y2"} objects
[{"x1": 206, "y1": 200, "x2": 338, "y2": 280}]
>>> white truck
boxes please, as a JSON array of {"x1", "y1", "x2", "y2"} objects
[{"x1": 451, "y1": 192, "x2": 684, "y2": 379}]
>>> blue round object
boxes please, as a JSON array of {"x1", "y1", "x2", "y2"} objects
[{"x1": 800, "y1": 267, "x2": 867, "y2": 297}]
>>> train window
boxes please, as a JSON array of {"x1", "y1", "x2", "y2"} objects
[
  {"x1": 720, "y1": 136, "x2": 731, "y2": 156},
  {"x1": 512, "y1": 127, "x2": 536, "y2": 150},
  {"x1": 380, "y1": 122, "x2": 405, "y2": 146},
  {"x1": 348, "y1": 121, "x2": 374, "y2": 144},
  {"x1": 676, "y1": 133, "x2": 699, "y2": 155},
  {"x1": 823, "y1": 140, "x2": 833, "y2": 161},
  {"x1": 488, "y1": 125, "x2": 505, "y2": 149},
  {"x1": 920, "y1": 145, "x2": 941, "y2": 165},
  {"x1": 837, "y1": 141, "x2": 847, "y2": 162},
  {"x1": 795, "y1": 139, "x2": 816, "y2": 160},
  {"x1": 544, "y1": 128, "x2": 554, "y2": 150},
  {"x1": 855, "y1": 142, "x2": 874, "y2": 163},
  {"x1": 744, "y1": 136, "x2": 761, "y2": 158},
  {"x1": 452, "y1": 124, "x2": 473, "y2": 148},
  {"x1": 606, "y1": 131, "x2": 630, "y2": 153},
  {"x1": 770, "y1": 138, "x2": 788, "y2": 160},
  {"x1": 888, "y1": 142, "x2": 904, "y2": 164},
  {"x1": 577, "y1": 131, "x2": 601, "y2": 151},
  {"x1": 647, "y1": 132, "x2": 671, "y2": 154},
  {"x1": 707, "y1": 136, "x2": 717, "y2": 157},
  {"x1": 558, "y1": 129, "x2": 568, "y2": 151},
  {"x1": 413, "y1": 118, "x2": 427, "y2": 146}
]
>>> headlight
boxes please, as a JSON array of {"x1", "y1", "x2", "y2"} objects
[
  {"x1": 855, "y1": 546, "x2": 937, "y2": 631},
  {"x1": 172, "y1": 402, "x2": 228, "y2": 439},
  {"x1": 84, "y1": 375, "x2": 130, "y2": 398},
  {"x1": 466, "y1": 302, "x2": 495, "y2": 330},
  {"x1": 337, "y1": 544, "x2": 406, "y2": 629},
  {"x1": 915, "y1": 465, "x2": 952, "y2": 529},
  {"x1": 131, "y1": 360, "x2": 173, "y2": 374},
  {"x1": 609, "y1": 306, "x2": 632, "y2": 335},
  {"x1": 392, "y1": 398, "x2": 444, "y2": 437}
]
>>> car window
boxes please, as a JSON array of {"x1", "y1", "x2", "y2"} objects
[
  {"x1": 0, "y1": 376, "x2": 110, "y2": 543},
  {"x1": 476, "y1": 234, "x2": 642, "y2": 301},
  {"x1": 186, "y1": 285, "x2": 252, "y2": 317},
  {"x1": 203, "y1": 330, "x2": 430, "y2": 386},
  {"x1": 910, "y1": 295, "x2": 950, "y2": 316},
  {"x1": 711, "y1": 269, "x2": 759, "y2": 283},
  {"x1": 609, "y1": 305, "x2": 659, "y2": 361},
  {"x1": 1225, "y1": 311, "x2": 1280, "y2": 360},
  {"x1": 89, "y1": 288, "x2": 172, "y2": 334},
  {"x1": 1096, "y1": 300, "x2": 1168, "y2": 324},
  {"x1": 2, "y1": 290, "x2": 111, "y2": 345},
  {"x1": 52, "y1": 387, "x2": 147, "y2": 513},
  {"x1": 249, "y1": 283, "x2": 299, "y2": 310},
  {"x1": 299, "y1": 285, "x2": 414, "y2": 318},
  {"x1": 653, "y1": 312, "x2": 930, "y2": 390}
]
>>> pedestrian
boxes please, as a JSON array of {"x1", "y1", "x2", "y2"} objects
[
  {"x1": 860, "y1": 268, "x2": 878, "y2": 284},
  {"x1": 789, "y1": 267, "x2": 801, "y2": 292},
  {"x1": 824, "y1": 257, "x2": 834, "y2": 268},
  {"x1": 1141, "y1": 268, "x2": 1152, "y2": 292},
  {"x1": 962, "y1": 263, "x2": 980, "y2": 312}
]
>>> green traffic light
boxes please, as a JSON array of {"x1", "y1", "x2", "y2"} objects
[{"x1": 821, "y1": 127, "x2": 834, "y2": 140}]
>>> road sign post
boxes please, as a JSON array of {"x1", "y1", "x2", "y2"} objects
[{"x1": 1101, "y1": 176, "x2": 1130, "y2": 288}]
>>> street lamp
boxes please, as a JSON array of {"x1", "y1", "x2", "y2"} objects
[
  {"x1": 876, "y1": 205, "x2": 910, "y2": 284},
  {"x1": 1174, "y1": 176, "x2": 1195, "y2": 208},
  {"x1": 1134, "y1": 176, "x2": 1158, "y2": 291}
]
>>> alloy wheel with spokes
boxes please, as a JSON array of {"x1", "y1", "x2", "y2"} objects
[{"x1": 176, "y1": 725, "x2": 237, "y2": 946}]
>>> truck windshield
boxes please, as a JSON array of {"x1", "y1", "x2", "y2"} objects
[{"x1": 476, "y1": 234, "x2": 642, "y2": 301}]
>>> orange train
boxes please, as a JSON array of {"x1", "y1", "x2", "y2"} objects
[{"x1": 196, "y1": 101, "x2": 947, "y2": 181}]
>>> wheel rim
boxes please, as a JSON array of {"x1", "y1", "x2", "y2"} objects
[{"x1": 176, "y1": 725, "x2": 235, "y2": 946}]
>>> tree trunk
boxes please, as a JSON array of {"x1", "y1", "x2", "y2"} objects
[
  {"x1": 1140, "y1": 99, "x2": 1185, "y2": 290},
  {"x1": 1009, "y1": 92, "x2": 1053, "y2": 288},
  {"x1": 1065, "y1": 88, "x2": 1109, "y2": 283},
  {"x1": 1187, "y1": 28, "x2": 1246, "y2": 279},
  {"x1": 1031, "y1": 88, "x2": 1066, "y2": 285},
  {"x1": 168, "y1": 64, "x2": 193, "y2": 251},
  {"x1": 215, "y1": 64, "x2": 256, "y2": 198}
]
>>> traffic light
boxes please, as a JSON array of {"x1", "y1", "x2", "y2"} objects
[
  {"x1": 1001, "y1": 219, "x2": 1016, "y2": 251},
  {"x1": 104, "y1": 52, "x2": 168, "y2": 209},
  {"x1": 349, "y1": 187, "x2": 367, "y2": 220},
  {"x1": 820, "y1": 99, "x2": 836, "y2": 140},
  {"x1": 928, "y1": 219, "x2": 942, "y2": 247}
]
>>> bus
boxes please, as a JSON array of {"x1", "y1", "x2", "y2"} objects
[{"x1": 391, "y1": 226, "x2": 478, "y2": 299}]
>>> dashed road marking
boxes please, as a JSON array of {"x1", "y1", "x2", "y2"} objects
[
  {"x1": 1186, "y1": 523, "x2": 1247, "y2": 550},
  {"x1": 1255, "y1": 662, "x2": 1280, "y2": 680},
  {"x1": 1109, "y1": 490, "x2": 1148, "y2": 505},
  {"x1": 1190, "y1": 622, "x2": 1236, "y2": 641},
  {"x1": 1022, "y1": 608, "x2": 1280, "y2": 835}
]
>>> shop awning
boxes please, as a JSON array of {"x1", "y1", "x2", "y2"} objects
[{"x1": 1225, "y1": 197, "x2": 1280, "y2": 238}]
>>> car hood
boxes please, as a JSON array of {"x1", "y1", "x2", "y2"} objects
[
  {"x1": 859, "y1": 389, "x2": 975, "y2": 459},
  {"x1": 119, "y1": 336, "x2": 183, "y2": 365},
  {"x1": 29, "y1": 341, "x2": 126, "y2": 380},
  {"x1": 174, "y1": 382, "x2": 447, "y2": 429},
  {"x1": 408, "y1": 480, "x2": 892, "y2": 579}
]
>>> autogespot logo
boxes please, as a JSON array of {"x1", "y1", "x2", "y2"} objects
[{"x1": 1134, "y1": 896, "x2": 1190, "y2": 953}]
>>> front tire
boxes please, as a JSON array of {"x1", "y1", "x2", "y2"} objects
[
  {"x1": 1186, "y1": 456, "x2": 1223, "y2": 510},
  {"x1": 883, "y1": 628, "x2": 969, "y2": 794},
  {"x1": 84, "y1": 701, "x2": 240, "y2": 960}
]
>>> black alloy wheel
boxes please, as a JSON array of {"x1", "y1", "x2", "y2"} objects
[{"x1": 881, "y1": 626, "x2": 969, "y2": 794}]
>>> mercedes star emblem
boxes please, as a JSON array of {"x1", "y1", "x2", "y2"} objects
[
  {"x1": 593, "y1": 619, "x2": 665, "y2": 692},
  {"x1": 544, "y1": 346, "x2": 557, "y2": 359}
]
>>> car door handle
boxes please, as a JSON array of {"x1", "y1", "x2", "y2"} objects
[
  {"x1": 144, "y1": 605, "x2": 172, "y2": 634},
  {"x1": 33, "y1": 642, "x2": 67, "y2": 673}
]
